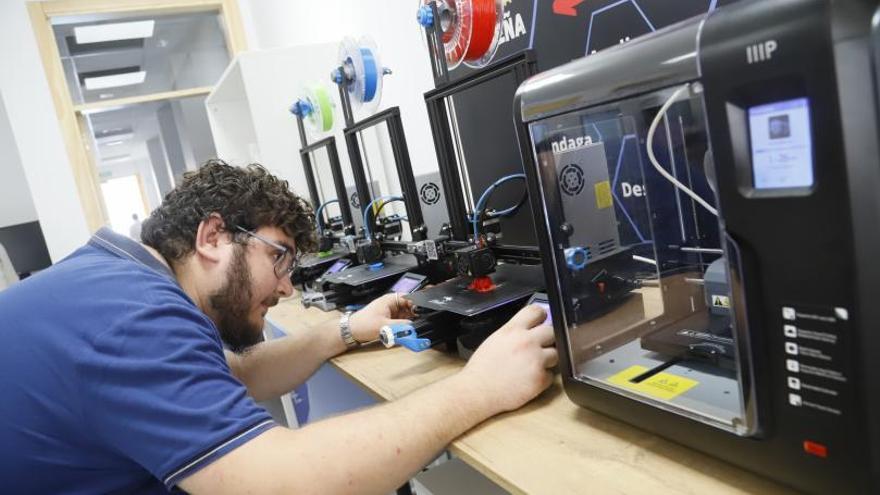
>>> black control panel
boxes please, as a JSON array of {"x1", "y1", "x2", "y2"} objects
[
  {"x1": 698, "y1": 1, "x2": 868, "y2": 489},
  {"x1": 388, "y1": 272, "x2": 428, "y2": 294}
]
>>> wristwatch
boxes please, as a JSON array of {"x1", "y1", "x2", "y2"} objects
[{"x1": 339, "y1": 311, "x2": 359, "y2": 349}]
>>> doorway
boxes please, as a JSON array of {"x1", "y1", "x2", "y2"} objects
[{"x1": 28, "y1": 0, "x2": 247, "y2": 232}]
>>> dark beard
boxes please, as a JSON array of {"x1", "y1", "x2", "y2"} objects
[{"x1": 208, "y1": 245, "x2": 263, "y2": 353}]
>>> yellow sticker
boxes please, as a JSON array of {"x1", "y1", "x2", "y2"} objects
[
  {"x1": 712, "y1": 295, "x2": 730, "y2": 308},
  {"x1": 594, "y1": 180, "x2": 613, "y2": 210},
  {"x1": 607, "y1": 365, "x2": 699, "y2": 401}
]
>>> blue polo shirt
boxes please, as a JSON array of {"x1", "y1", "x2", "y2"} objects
[{"x1": 0, "y1": 228, "x2": 275, "y2": 493}]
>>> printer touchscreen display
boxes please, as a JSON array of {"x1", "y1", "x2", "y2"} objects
[
  {"x1": 325, "y1": 259, "x2": 349, "y2": 275},
  {"x1": 748, "y1": 97, "x2": 814, "y2": 190},
  {"x1": 391, "y1": 276, "x2": 422, "y2": 294}
]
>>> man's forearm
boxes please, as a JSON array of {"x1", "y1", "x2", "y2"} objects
[
  {"x1": 289, "y1": 372, "x2": 495, "y2": 493},
  {"x1": 228, "y1": 316, "x2": 347, "y2": 401},
  {"x1": 183, "y1": 304, "x2": 556, "y2": 495},
  {"x1": 182, "y1": 370, "x2": 498, "y2": 495}
]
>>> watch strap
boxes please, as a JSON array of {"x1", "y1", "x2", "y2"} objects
[{"x1": 340, "y1": 311, "x2": 359, "y2": 349}]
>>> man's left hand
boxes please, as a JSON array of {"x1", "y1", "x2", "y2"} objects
[{"x1": 349, "y1": 293, "x2": 416, "y2": 343}]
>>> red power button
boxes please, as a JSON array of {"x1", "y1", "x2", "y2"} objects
[{"x1": 803, "y1": 440, "x2": 828, "y2": 458}]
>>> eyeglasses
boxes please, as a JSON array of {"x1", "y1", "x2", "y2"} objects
[{"x1": 234, "y1": 226, "x2": 298, "y2": 279}]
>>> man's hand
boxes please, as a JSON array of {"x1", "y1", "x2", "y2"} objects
[
  {"x1": 349, "y1": 293, "x2": 416, "y2": 343},
  {"x1": 460, "y1": 304, "x2": 558, "y2": 414},
  {"x1": 181, "y1": 303, "x2": 558, "y2": 495}
]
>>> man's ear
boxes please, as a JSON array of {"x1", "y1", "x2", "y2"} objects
[{"x1": 193, "y1": 213, "x2": 229, "y2": 263}]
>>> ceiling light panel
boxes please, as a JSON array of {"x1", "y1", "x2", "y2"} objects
[
  {"x1": 74, "y1": 20, "x2": 155, "y2": 44},
  {"x1": 84, "y1": 71, "x2": 146, "y2": 90},
  {"x1": 102, "y1": 154, "x2": 132, "y2": 163},
  {"x1": 97, "y1": 133, "x2": 134, "y2": 143}
]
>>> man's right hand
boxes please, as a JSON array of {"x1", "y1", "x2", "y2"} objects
[
  {"x1": 181, "y1": 303, "x2": 560, "y2": 495},
  {"x1": 460, "y1": 304, "x2": 558, "y2": 414}
]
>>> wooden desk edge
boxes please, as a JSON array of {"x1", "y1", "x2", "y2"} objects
[
  {"x1": 326, "y1": 354, "x2": 532, "y2": 495},
  {"x1": 274, "y1": 299, "x2": 795, "y2": 495}
]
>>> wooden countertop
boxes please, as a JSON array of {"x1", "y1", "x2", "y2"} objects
[{"x1": 268, "y1": 297, "x2": 795, "y2": 495}]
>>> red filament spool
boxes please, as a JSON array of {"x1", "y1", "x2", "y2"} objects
[{"x1": 423, "y1": 0, "x2": 501, "y2": 69}]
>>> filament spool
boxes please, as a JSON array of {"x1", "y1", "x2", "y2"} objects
[
  {"x1": 290, "y1": 84, "x2": 336, "y2": 134},
  {"x1": 334, "y1": 37, "x2": 388, "y2": 114},
  {"x1": 417, "y1": 0, "x2": 504, "y2": 70}
]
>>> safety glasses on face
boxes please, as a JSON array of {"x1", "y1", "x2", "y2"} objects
[{"x1": 234, "y1": 226, "x2": 298, "y2": 279}]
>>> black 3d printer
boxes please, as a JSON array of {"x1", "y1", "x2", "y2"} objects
[
  {"x1": 315, "y1": 37, "x2": 458, "y2": 311},
  {"x1": 393, "y1": 0, "x2": 549, "y2": 356},
  {"x1": 288, "y1": 84, "x2": 357, "y2": 289},
  {"x1": 515, "y1": 0, "x2": 880, "y2": 492}
]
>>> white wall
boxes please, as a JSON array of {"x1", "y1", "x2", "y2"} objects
[
  {"x1": 136, "y1": 157, "x2": 163, "y2": 210},
  {"x1": 0, "y1": 1, "x2": 90, "y2": 262},
  {"x1": 240, "y1": 45, "x2": 339, "y2": 199},
  {"x1": 206, "y1": 43, "x2": 344, "y2": 210},
  {"x1": 175, "y1": 96, "x2": 217, "y2": 168},
  {"x1": 238, "y1": 0, "x2": 440, "y2": 180},
  {"x1": 0, "y1": 92, "x2": 38, "y2": 228}
]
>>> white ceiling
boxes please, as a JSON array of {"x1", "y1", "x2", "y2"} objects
[
  {"x1": 51, "y1": 11, "x2": 226, "y2": 172},
  {"x1": 53, "y1": 11, "x2": 228, "y2": 104}
]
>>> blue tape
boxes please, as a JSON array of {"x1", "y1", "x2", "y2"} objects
[
  {"x1": 399, "y1": 335, "x2": 431, "y2": 352},
  {"x1": 388, "y1": 322, "x2": 414, "y2": 334},
  {"x1": 383, "y1": 323, "x2": 429, "y2": 352}
]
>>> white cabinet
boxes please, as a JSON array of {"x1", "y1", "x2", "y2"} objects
[{"x1": 206, "y1": 43, "x2": 346, "y2": 201}]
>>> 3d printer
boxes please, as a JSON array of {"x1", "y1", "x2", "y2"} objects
[
  {"x1": 314, "y1": 37, "x2": 460, "y2": 310},
  {"x1": 515, "y1": 0, "x2": 880, "y2": 492},
  {"x1": 396, "y1": 1, "x2": 548, "y2": 356},
  {"x1": 287, "y1": 84, "x2": 356, "y2": 289}
]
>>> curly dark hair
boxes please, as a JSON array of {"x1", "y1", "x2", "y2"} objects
[{"x1": 141, "y1": 160, "x2": 317, "y2": 265}]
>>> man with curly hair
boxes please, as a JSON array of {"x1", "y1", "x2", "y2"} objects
[{"x1": 0, "y1": 160, "x2": 556, "y2": 494}]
